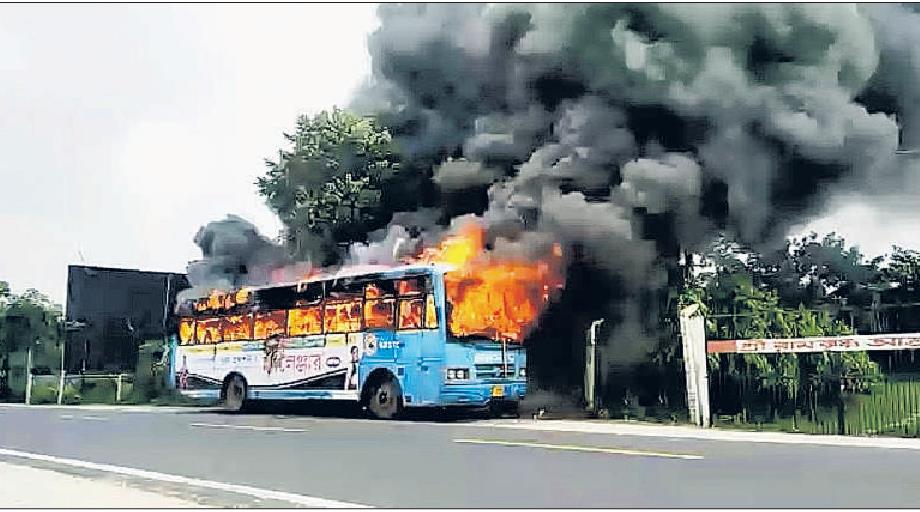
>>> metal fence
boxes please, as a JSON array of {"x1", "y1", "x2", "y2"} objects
[
  {"x1": 708, "y1": 352, "x2": 920, "y2": 437},
  {"x1": 26, "y1": 373, "x2": 134, "y2": 405}
]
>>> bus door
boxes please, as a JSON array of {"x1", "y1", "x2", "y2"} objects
[{"x1": 394, "y1": 289, "x2": 442, "y2": 405}]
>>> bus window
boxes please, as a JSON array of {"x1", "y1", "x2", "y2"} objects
[
  {"x1": 365, "y1": 280, "x2": 396, "y2": 299},
  {"x1": 179, "y1": 318, "x2": 196, "y2": 345},
  {"x1": 207, "y1": 293, "x2": 224, "y2": 312},
  {"x1": 295, "y1": 281, "x2": 323, "y2": 305},
  {"x1": 364, "y1": 299, "x2": 396, "y2": 329},
  {"x1": 289, "y1": 306, "x2": 323, "y2": 336},
  {"x1": 255, "y1": 285, "x2": 301, "y2": 310},
  {"x1": 397, "y1": 298, "x2": 424, "y2": 329},
  {"x1": 397, "y1": 277, "x2": 426, "y2": 296},
  {"x1": 425, "y1": 294, "x2": 439, "y2": 328},
  {"x1": 254, "y1": 310, "x2": 286, "y2": 339},
  {"x1": 327, "y1": 280, "x2": 364, "y2": 302},
  {"x1": 196, "y1": 317, "x2": 221, "y2": 344},
  {"x1": 235, "y1": 288, "x2": 250, "y2": 305},
  {"x1": 195, "y1": 298, "x2": 210, "y2": 314},
  {"x1": 324, "y1": 300, "x2": 362, "y2": 333},
  {"x1": 221, "y1": 314, "x2": 253, "y2": 341}
]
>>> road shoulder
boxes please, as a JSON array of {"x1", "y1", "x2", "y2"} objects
[{"x1": 0, "y1": 460, "x2": 201, "y2": 508}]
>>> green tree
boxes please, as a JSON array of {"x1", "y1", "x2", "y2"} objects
[
  {"x1": 0, "y1": 283, "x2": 63, "y2": 398},
  {"x1": 883, "y1": 245, "x2": 920, "y2": 292},
  {"x1": 684, "y1": 237, "x2": 877, "y2": 405},
  {"x1": 257, "y1": 107, "x2": 401, "y2": 264}
]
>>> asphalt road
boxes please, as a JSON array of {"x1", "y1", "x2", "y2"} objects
[{"x1": 3, "y1": 403, "x2": 920, "y2": 508}]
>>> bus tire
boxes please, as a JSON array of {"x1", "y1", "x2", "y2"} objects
[
  {"x1": 222, "y1": 374, "x2": 248, "y2": 413},
  {"x1": 367, "y1": 376, "x2": 403, "y2": 420}
]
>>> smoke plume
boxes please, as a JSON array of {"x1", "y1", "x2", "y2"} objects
[
  {"x1": 185, "y1": 4, "x2": 920, "y2": 405},
  {"x1": 349, "y1": 3, "x2": 915, "y2": 393},
  {"x1": 179, "y1": 215, "x2": 297, "y2": 303}
]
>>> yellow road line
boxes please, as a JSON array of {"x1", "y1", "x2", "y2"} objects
[{"x1": 453, "y1": 438, "x2": 703, "y2": 460}]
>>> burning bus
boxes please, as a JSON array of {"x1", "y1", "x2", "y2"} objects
[{"x1": 170, "y1": 223, "x2": 564, "y2": 418}]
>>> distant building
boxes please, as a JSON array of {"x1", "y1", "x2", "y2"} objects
[{"x1": 65, "y1": 266, "x2": 189, "y2": 373}]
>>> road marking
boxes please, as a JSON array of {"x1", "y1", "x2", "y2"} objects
[
  {"x1": 60, "y1": 414, "x2": 109, "y2": 422},
  {"x1": 0, "y1": 403, "x2": 214, "y2": 414},
  {"x1": 189, "y1": 423, "x2": 307, "y2": 433},
  {"x1": 478, "y1": 420, "x2": 920, "y2": 451},
  {"x1": 0, "y1": 447, "x2": 368, "y2": 508},
  {"x1": 453, "y1": 438, "x2": 703, "y2": 460}
]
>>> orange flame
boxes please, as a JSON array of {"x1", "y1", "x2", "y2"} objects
[
  {"x1": 414, "y1": 223, "x2": 564, "y2": 343},
  {"x1": 185, "y1": 223, "x2": 564, "y2": 345}
]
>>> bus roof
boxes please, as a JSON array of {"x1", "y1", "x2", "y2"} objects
[{"x1": 247, "y1": 262, "x2": 456, "y2": 293}]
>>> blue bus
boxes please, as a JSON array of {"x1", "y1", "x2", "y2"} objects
[{"x1": 170, "y1": 264, "x2": 526, "y2": 418}]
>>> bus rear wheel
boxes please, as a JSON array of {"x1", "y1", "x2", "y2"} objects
[
  {"x1": 223, "y1": 374, "x2": 248, "y2": 413},
  {"x1": 367, "y1": 377, "x2": 403, "y2": 420}
]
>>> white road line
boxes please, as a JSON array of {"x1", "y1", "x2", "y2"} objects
[
  {"x1": 0, "y1": 403, "x2": 213, "y2": 414},
  {"x1": 81, "y1": 416, "x2": 109, "y2": 421},
  {"x1": 189, "y1": 423, "x2": 307, "y2": 433},
  {"x1": 453, "y1": 438, "x2": 703, "y2": 460},
  {"x1": 0, "y1": 447, "x2": 368, "y2": 508}
]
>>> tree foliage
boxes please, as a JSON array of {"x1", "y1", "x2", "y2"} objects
[
  {"x1": 0, "y1": 287, "x2": 62, "y2": 351},
  {"x1": 1, "y1": 283, "x2": 63, "y2": 397},
  {"x1": 683, "y1": 234, "x2": 881, "y2": 394},
  {"x1": 256, "y1": 107, "x2": 401, "y2": 263}
]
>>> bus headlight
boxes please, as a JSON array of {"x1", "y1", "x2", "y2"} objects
[
  {"x1": 519, "y1": 368, "x2": 526, "y2": 377},
  {"x1": 446, "y1": 368, "x2": 470, "y2": 380}
]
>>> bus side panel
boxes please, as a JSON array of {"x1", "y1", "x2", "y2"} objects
[
  {"x1": 394, "y1": 330, "x2": 442, "y2": 406},
  {"x1": 357, "y1": 329, "x2": 399, "y2": 397},
  {"x1": 175, "y1": 335, "x2": 362, "y2": 401},
  {"x1": 413, "y1": 272, "x2": 448, "y2": 406}
]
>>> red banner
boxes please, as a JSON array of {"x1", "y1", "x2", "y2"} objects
[{"x1": 706, "y1": 333, "x2": 920, "y2": 354}]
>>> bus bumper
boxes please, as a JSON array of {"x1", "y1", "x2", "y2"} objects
[{"x1": 439, "y1": 381, "x2": 526, "y2": 406}]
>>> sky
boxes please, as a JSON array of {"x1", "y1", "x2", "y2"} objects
[
  {"x1": 0, "y1": 4, "x2": 379, "y2": 305},
  {"x1": 1, "y1": 3, "x2": 919, "y2": 307}
]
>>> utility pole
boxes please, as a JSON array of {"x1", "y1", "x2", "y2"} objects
[
  {"x1": 24, "y1": 343, "x2": 33, "y2": 405},
  {"x1": 56, "y1": 336, "x2": 65, "y2": 405}
]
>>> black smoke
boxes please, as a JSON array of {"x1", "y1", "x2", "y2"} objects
[
  {"x1": 349, "y1": 4, "x2": 916, "y2": 408},
  {"x1": 179, "y1": 215, "x2": 300, "y2": 303}
]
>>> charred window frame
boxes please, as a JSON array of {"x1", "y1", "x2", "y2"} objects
[
  {"x1": 364, "y1": 279, "x2": 397, "y2": 330},
  {"x1": 220, "y1": 313, "x2": 254, "y2": 341},
  {"x1": 323, "y1": 277, "x2": 364, "y2": 334},
  {"x1": 195, "y1": 317, "x2": 222, "y2": 344},
  {"x1": 253, "y1": 310, "x2": 288, "y2": 340},
  {"x1": 395, "y1": 275, "x2": 435, "y2": 330},
  {"x1": 397, "y1": 298, "x2": 425, "y2": 330},
  {"x1": 287, "y1": 280, "x2": 325, "y2": 337},
  {"x1": 396, "y1": 275, "x2": 430, "y2": 297},
  {"x1": 288, "y1": 305, "x2": 324, "y2": 336},
  {"x1": 179, "y1": 318, "x2": 196, "y2": 345},
  {"x1": 323, "y1": 300, "x2": 363, "y2": 334}
]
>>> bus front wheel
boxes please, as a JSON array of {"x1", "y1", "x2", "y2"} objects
[
  {"x1": 223, "y1": 374, "x2": 248, "y2": 413},
  {"x1": 367, "y1": 377, "x2": 403, "y2": 420}
]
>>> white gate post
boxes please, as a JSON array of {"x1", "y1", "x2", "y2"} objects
[{"x1": 679, "y1": 305, "x2": 711, "y2": 427}]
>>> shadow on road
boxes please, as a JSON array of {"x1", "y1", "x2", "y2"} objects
[{"x1": 215, "y1": 400, "x2": 498, "y2": 423}]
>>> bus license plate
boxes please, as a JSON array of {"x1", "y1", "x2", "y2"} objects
[{"x1": 491, "y1": 385, "x2": 504, "y2": 397}]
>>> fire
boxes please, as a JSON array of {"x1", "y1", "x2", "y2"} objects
[
  {"x1": 183, "y1": 222, "x2": 563, "y2": 345},
  {"x1": 414, "y1": 222, "x2": 564, "y2": 343}
]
